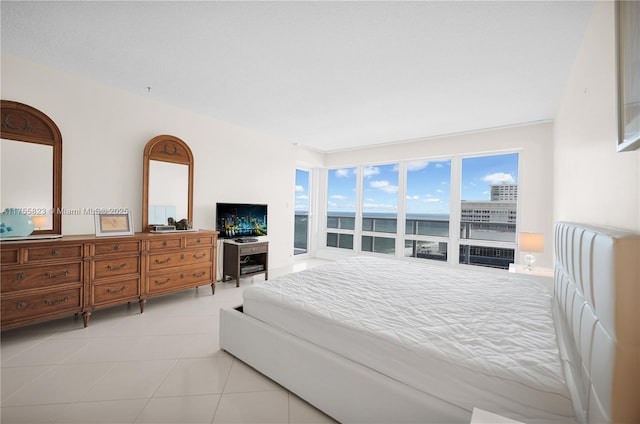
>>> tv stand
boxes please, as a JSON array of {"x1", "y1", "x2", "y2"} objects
[
  {"x1": 222, "y1": 240, "x2": 268, "y2": 287},
  {"x1": 235, "y1": 238, "x2": 258, "y2": 243}
]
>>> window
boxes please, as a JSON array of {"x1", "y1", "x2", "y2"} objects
[
  {"x1": 361, "y1": 164, "x2": 399, "y2": 255},
  {"x1": 404, "y1": 160, "x2": 451, "y2": 262},
  {"x1": 460, "y1": 153, "x2": 519, "y2": 269},
  {"x1": 327, "y1": 167, "x2": 357, "y2": 250},
  {"x1": 322, "y1": 152, "x2": 519, "y2": 269},
  {"x1": 294, "y1": 169, "x2": 310, "y2": 255}
]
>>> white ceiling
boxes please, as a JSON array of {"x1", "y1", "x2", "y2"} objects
[{"x1": 1, "y1": 1, "x2": 595, "y2": 152}]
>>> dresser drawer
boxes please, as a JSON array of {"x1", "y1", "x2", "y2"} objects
[
  {"x1": 238, "y1": 243, "x2": 268, "y2": 255},
  {"x1": 91, "y1": 278, "x2": 140, "y2": 306},
  {"x1": 94, "y1": 240, "x2": 141, "y2": 256},
  {"x1": 1, "y1": 287, "x2": 82, "y2": 323},
  {"x1": 1, "y1": 247, "x2": 19, "y2": 265},
  {"x1": 93, "y1": 255, "x2": 140, "y2": 280},
  {"x1": 1, "y1": 262, "x2": 82, "y2": 292},
  {"x1": 186, "y1": 234, "x2": 214, "y2": 247},
  {"x1": 148, "y1": 237, "x2": 182, "y2": 251},
  {"x1": 147, "y1": 266, "x2": 212, "y2": 294},
  {"x1": 148, "y1": 248, "x2": 211, "y2": 271},
  {"x1": 25, "y1": 245, "x2": 83, "y2": 262}
]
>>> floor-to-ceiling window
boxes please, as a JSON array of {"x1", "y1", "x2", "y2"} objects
[
  {"x1": 459, "y1": 153, "x2": 519, "y2": 269},
  {"x1": 326, "y1": 167, "x2": 357, "y2": 250},
  {"x1": 294, "y1": 169, "x2": 310, "y2": 255},
  {"x1": 404, "y1": 160, "x2": 451, "y2": 262},
  {"x1": 323, "y1": 152, "x2": 519, "y2": 270},
  {"x1": 361, "y1": 164, "x2": 399, "y2": 255}
]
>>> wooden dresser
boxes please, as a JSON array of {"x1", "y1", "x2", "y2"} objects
[{"x1": 0, "y1": 230, "x2": 218, "y2": 330}]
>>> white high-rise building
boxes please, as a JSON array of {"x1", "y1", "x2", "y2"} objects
[{"x1": 491, "y1": 184, "x2": 518, "y2": 201}]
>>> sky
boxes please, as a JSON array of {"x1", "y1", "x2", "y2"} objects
[
  {"x1": 323, "y1": 153, "x2": 519, "y2": 216},
  {"x1": 295, "y1": 168, "x2": 309, "y2": 211}
]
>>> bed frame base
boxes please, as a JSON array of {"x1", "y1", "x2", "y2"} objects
[{"x1": 220, "y1": 306, "x2": 470, "y2": 424}]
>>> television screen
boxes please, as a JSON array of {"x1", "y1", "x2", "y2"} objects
[{"x1": 216, "y1": 203, "x2": 267, "y2": 239}]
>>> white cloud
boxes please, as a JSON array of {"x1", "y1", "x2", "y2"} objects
[
  {"x1": 296, "y1": 194, "x2": 308, "y2": 200},
  {"x1": 407, "y1": 161, "x2": 429, "y2": 171},
  {"x1": 335, "y1": 168, "x2": 351, "y2": 178},
  {"x1": 406, "y1": 195, "x2": 420, "y2": 200},
  {"x1": 363, "y1": 166, "x2": 380, "y2": 177},
  {"x1": 482, "y1": 172, "x2": 515, "y2": 185},
  {"x1": 424, "y1": 198, "x2": 441, "y2": 203},
  {"x1": 331, "y1": 194, "x2": 348, "y2": 200},
  {"x1": 295, "y1": 185, "x2": 304, "y2": 192},
  {"x1": 370, "y1": 180, "x2": 398, "y2": 193}
]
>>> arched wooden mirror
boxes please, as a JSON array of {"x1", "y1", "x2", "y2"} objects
[
  {"x1": 1, "y1": 100, "x2": 62, "y2": 235},
  {"x1": 142, "y1": 135, "x2": 194, "y2": 232}
]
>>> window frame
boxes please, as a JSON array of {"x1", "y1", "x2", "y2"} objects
[{"x1": 320, "y1": 150, "x2": 521, "y2": 269}]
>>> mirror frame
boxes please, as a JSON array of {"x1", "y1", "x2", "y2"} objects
[
  {"x1": 142, "y1": 134, "x2": 194, "y2": 232},
  {"x1": 0, "y1": 100, "x2": 62, "y2": 235}
]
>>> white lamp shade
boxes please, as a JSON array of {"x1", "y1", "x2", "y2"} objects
[{"x1": 519, "y1": 232, "x2": 544, "y2": 252}]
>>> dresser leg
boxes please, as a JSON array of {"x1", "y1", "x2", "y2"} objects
[
  {"x1": 210, "y1": 282, "x2": 216, "y2": 295},
  {"x1": 139, "y1": 298, "x2": 146, "y2": 313},
  {"x1": 82, "y1": 311, "x2": 91, "y2": 327}
]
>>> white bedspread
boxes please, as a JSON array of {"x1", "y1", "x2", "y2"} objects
[{"x1": 243, "y1": 256, "x2": 576, "y2": 423}]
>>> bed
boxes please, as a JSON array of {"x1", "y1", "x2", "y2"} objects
[{"x1": 220, "y1": 222, "x2": 639, "y2": 423}]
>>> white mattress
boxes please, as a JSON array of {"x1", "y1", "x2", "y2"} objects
[{"x1": 243, "y1": 256, "x2": 577, "y2": 423}]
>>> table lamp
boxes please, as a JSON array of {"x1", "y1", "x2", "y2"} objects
[
  {"x1": 519, "y1": 232, "x2": 544, "y2": 271},
  {"x1": 31, "y1": 215, "x2": 49, "y2": 230}
]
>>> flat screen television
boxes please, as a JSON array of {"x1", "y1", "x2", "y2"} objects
[{"x1": 216, "y1": 203, "x2": 267, "y2": 240}]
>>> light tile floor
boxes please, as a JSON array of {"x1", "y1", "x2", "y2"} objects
[{"x1": 1, "y1": 258, "x2": 338, "y2": 424}]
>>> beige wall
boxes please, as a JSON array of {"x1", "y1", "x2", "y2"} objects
[
  {"x1": 554, "y1": 1, "x2": 640, "y2": 233},
  {"x1": 1, "y1": 54, "x2": 321, "y2": 269}
]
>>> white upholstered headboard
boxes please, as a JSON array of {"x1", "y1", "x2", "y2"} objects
[{"x1": 554, "y1": 222, "x2": 639, "y2": 424}]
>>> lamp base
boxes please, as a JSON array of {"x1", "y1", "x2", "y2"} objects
[{"x1": 524, "y1": 253, "x2": 536, "y2": 271}]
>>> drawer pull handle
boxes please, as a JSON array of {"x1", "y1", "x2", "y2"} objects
[
  {"x1": 180, "y1": 254, "x2": 185, "y2": 260},
  {"x1": 162, "y1": 241, "x2": 168, "y2": 247},
  {"x1": 16, "y1": 272, "x2": 26, "y2": 281},
  {"x1": 107, "y1": 286, "x2": 127, "y2": 294},
  {"x1": 16, "y1": 301, "x2": 27, "y2": 310},
  {"x1": 193, "y1": 271, "x2": 206, "y2": 278},
  {"x1": 193, "y1": 253, "x2": 206, "y2": 259},
  {"x1": 154, "y1": 278, "x2": 170, "y2": 285},
  {"x1": 44, "y1": 296, "x2": 70, "y2": 306},
  {"x1": 180, "y1": 273, "x2": 185, "y2": 279},
  {"x1": 155, "y1": 258, "x2": 171, "y2": 264},
  {"x1": 51, "y1": 249, "x2": 59, "y2": 256},
  {"x1": 107, "y1": 263, "x2": 127, "y2": 271},
  {"x1": 45, "y1": 270, "x2": 70, "y2": 279},
  {"x1": 196, "y1": 238, "x2": 201, "y2": 244},
  {"x1": 113, "y1": 244, "x2": 121, "y2": 251}
]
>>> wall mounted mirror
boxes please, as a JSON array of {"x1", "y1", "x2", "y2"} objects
[
  {"x1": 0, "y1": 100, "x2": 62, "y2": 235},
  {"x1": 142, "y1": 135, "x2": 193, "y2": 232}
]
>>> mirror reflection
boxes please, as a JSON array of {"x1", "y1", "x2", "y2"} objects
[
  {"x1": 1, "y1": 138, "x2": 54, "y2": 230},
  {"x1": 148, "y1": 160, "x2": 189, "y2": 225},
  {"x1": 142, "y1": 134, "x2": 193, "y2": 232}
]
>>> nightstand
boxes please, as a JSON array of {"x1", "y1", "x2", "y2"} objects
[{"x1": 509, "y1": 263, "x2": 554, "y2": 293}]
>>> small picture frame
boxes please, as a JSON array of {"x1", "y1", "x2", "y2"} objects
[{"x1": 94, "y1": 210, "x2": 134, "y2": 237}]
